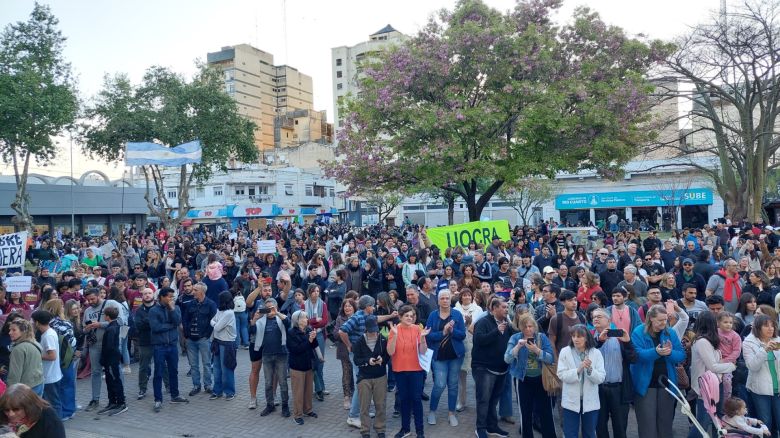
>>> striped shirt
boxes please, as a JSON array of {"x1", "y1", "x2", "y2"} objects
[
  {"x1": 340, "y1": 310, "x2": 369, "y2": 345},
  {"x1": 599, "y1": 337, "x2": 623, "y2": 383}
]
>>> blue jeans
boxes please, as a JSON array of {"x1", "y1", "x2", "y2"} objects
[
  {"x1": 153, "y1": 344, "x2": 180, "y2": 402},
  {"x1": 60, "y1": 361, "x2": 77, "y2": 418},
  {"x1": 31, "y1": 383, "x2": 43, "y2": 396},
  {"x1": 689, "y1": 397, "x2": 718, "y2": 438},
  {"x1": 43, "y1": 380, "x2": 62, "y2": 418},
  {"x1": 397, "y1": 370, "x2": 425, "y2": 434},
  {"x1": 186, "y1": 338, "x2": 212, "y2": 389},
  {"x1": 349, "y1": 352, "x2": 360, "y2": 419},
  {"x1": 430, "y1": 357, "x2": 463, "y2": 413},
  {"x1": 562, "y1": 407, "x2": 598, "y2": 438},
  {"x1": 473, "y1": 366, "x2": 505, "y2": 432},
  {"x1": 499, "y1": 370, "x2": 513, "y2": 418},
  {"x1": 313, "y1": 331, "x2": 325, "y2": 393},
  {"x1": 120, "y1": 334, "x2": 130, "y2": 365},
  {"x1": 212, "y1": 343, "x2": 236, "y2": 397},
  {"x1": 750, "y1": 391, "x2": 780, "y2": 438},
  {"x1": 234, "y1": 311, "x2": 249, "y2": 347}
]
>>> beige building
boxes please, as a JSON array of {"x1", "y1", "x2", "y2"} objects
[{"x1": 207, "y1": 44, "x2": 329, "y2": 152}]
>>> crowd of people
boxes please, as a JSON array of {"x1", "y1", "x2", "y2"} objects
[{"x1": 0, "y1": 216, "x2": 779, "y2": 438}]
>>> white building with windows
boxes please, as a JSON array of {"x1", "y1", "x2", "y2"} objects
[
  {"x1": 331, "y1": 25, "x2": 407, "y2": 131},
  {"x1": 132, "y1": 163, "x2": 340, "y2": 227}
]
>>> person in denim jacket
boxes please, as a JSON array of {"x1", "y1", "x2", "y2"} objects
[{"x1": 504, "y1": 313, "x2": 556, "y2": 438}]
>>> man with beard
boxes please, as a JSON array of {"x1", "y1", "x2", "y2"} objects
[
  {"x1": 675, "y1": 258, "x2": 707, "y2": 301},
  {"x1": 599, "y1": 257, "x2": 624, "y2": 298},
  {"x1": 133, "y1": 288, "x2": 168, "y2": 400}
]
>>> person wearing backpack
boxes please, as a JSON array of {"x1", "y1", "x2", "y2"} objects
[
  {"x1": 41, "y1": 299, "x2": 77, "y2": 421},
  {"x1": 548, "y1": 290, "x2": 587, "y2": 356},
  {"x1": 231, "y1": 283, "x2": 249, "y2": 350},
  {"x1": 31, "y1": 310, "x2": 63, "y2": 419}
]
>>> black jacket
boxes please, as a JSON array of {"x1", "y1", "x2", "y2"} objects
[
  {"x1": 353, "y1": 334, "x2": 389, "y2": 382},
  {"x1": 382, "y1": 263, "x2": 404, "y2": 292},
  {"x1": 100, "y1": 321, "x2": 121, "y2": 367},
  {"x1": 182, "y1": 298, "x2": 217, "y2": 340},
  {"x1": 472, "y1": 314, "x2": 514, "y2": 373},
  {"x1": 286, "y1": 327, "x2": 318, "y2": 371},
  {"x1": 149, "y1": 303, "x2": 181, "y2": 346},
  {"x1": 133, "y1": 303, "x2": 156, "y2": 346}
]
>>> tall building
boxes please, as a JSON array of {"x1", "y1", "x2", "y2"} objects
[
  {"x1": 331, "y1": 25, "x2": 407, "y2": 131},
  {"x1": 207, "y1": 44, "x2": 330, "y2": 152}
]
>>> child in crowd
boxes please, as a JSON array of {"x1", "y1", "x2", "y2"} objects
[
  {"x1": 99, "y1": 306, "x2": 127, "y2": 416},
  {"x1": 717, "y1": 312, "x2": 742, "y2": 399},
  {"x1": 722, "y1": 397, "x2": 769, "y2": 436}
]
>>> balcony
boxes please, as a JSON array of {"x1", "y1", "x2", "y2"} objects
[{"x1": 230, "y1": 194, "x2": 273, "y2": 203}]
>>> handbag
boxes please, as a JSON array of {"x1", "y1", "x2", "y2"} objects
[
  {"x1": 538, "y1": 334, "x2": 561, "y2": 395},
  {"x1": 675, "y1": 364, "x2": 690, "y2": 389}
]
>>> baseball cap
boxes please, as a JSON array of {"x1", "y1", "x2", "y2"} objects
[
  {"x1": 766, "y1": 226, "x2": 775, "y2": 231},
  {"x1": 682, "y1": 258, "x2": 694, "y2": 265},
  {"x1": 543, "y1": 266, "x2": 555, "y2": 274}
]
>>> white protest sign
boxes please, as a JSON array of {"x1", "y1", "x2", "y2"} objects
[
  {"x1": 228, "y1": 232, "x2": 238, "y2": 241},
  {"x1": 257, "y1": 240, "x2": 276, "y2": 254},
  {"x1": 0, "y1": 231, "x2": 27, "y2": 269},
  {"x1": 5, "y1": 276, "x2": 31, "y2": 293}
]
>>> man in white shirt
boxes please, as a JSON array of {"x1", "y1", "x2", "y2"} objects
[{"x1": 32, "y1": 310, "x2": 63, "y2": 418}]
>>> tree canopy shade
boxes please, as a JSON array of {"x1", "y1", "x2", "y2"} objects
[
  {"x1": 649, "y1": 0, "x2": 780, "y2": 222},
  {"x1": 322, "y1": 0, "x2": 672, "y2": 221},
  {"x1": 81, "y1": 65, "x2": 258, "y2": 230},
  {"x1": 0, "y1": 3, "x2": 78, "y2": 232}
]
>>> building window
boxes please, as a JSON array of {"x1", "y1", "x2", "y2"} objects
[
  {"x1": 313, "y1": 185, "x2": 325, "y2": 197},
  {"x1": 195, "y1": 187, "x2": 205, "y2": 198},
  {"x1": 224, "y1": 69, "x2": 235, "y2": 81},
  {"x1": 329, "y1": 188, "x2": 335, "y2": 197},
  {"x1": 248, "y1": 187, "x2": 255, "y2": 196},
  {"x1": 234, "y1": 186, "x2": 245, "y2": 196},
  {"x1": 226, "y1": 83, "x2": 235, "y2": 94},
  {"x1": 305, "y1": 185, "x2": 313, "y2": 196},
  {"x1": 336, "y1": 71, "x2": 343, "y2": 78},
  {"x1": 167, "y1": 190, "x2": 177, "y2": 199},
  {"x1": 336, "y1": 58, "x2": 342, "y2": 66},
  {"x1": 285, "y1": 184, "x2": 294, "y2": 196},
  {"x1": 336, "y1": 83, "x2": 343, "y2": 90},
  {"x1": 258, "y1": 185, "x2": 269, "y2": 195},
  {"x1": 213, "y1": 186, "x2": 223, "y2": 197}
]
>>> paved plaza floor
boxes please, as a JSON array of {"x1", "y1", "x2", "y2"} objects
[{"x1": 65, "y1": 344, "x2": 690, "y2": 438}]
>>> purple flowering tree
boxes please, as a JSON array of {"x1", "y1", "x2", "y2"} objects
[{"x1": 323, "y1": 0, "x2": 672, "y2": 221}]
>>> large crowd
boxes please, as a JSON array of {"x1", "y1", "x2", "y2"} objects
[{"x1": 0, "y1": 216, "x2": 779, "y2": 438}]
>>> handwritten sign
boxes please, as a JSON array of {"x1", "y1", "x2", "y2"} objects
[
  {"x1": 257, "y1": 240, "x2": 276, "y2": 254},
  {"x1": 5, "y1": 276, "x2": 31, "y2": 293},
  {"x1": 0, "y1": 232, "x2": 27, "y2": 269}
]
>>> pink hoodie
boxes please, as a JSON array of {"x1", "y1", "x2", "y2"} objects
[{"x1": 718, "y1": 328, "x2": 742, "y2": 364}]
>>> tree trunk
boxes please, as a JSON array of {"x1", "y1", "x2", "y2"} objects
[
  {"x1": 447, "y1": 197, "x2": 455, "y2": 225},
  {"x1": 10, "y1": 151, "x2": 34, "y2": 232},
  {"x1": 463, "y1": 179, "x2": 504, "y2": 222}
]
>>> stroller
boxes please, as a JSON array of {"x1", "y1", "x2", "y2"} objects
[{"x1": 661, "y1": 371, "x2": 758, "y2": 438}]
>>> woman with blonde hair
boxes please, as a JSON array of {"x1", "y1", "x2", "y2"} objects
[{"x1": 0, "y1": 383, "x2": 65, "y2": 437}]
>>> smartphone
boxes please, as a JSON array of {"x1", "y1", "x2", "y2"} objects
[
  {"x1": 606, "y1": 329, "x2": 624, "y2": 338},
  {"x1": 256, "y1": 307, "x2": 271, "y2": 314},
  {"x1": 526, "y1": 338, "x2": 535, "y2": 344}
]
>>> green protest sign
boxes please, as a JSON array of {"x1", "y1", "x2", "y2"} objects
[{"x1": 426, "y1": 220, "x2": 511, "y2": 253}]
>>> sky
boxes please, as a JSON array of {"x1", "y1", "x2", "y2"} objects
[{"x1": 1, "y1": 0, "x2": 727, "y2": 178}]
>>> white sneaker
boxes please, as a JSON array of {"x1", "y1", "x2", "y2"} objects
[
  {"x1": 346, "y1": 417, "x2": 361, "y2": 428},
  {"x1": 248, "y1": 398, "x2": 257, "y2": 410},
  {"x1": 428, "y1": 412, "x2": 437, "y2": 425},
  {"x1": 449, "y1": 413, "x2": 458, "y2": 427},
  {"x1": 122, "y1": 365, "x2": 131, "y2": 374}
]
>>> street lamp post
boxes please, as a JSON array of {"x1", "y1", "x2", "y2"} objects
[{"x1": 70, "y1": 132, "x2": 75, "y2": 238}]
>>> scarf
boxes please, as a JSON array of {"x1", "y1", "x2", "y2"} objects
[
  {"x1": 305, "y1": 298, "x2": 323, "y2": 319},
  {"x1": 720, "y1": 269, "x2": 742, "y2": 301}
]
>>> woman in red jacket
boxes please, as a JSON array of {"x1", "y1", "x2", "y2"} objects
[{"x1": 576, "y1": 271, "x2": 603, "y2": 311}]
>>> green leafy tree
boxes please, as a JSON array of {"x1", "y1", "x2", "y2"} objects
[
  {"x1": 363, "y1": 191, "x2": 403, "y2": 225},
  {"x1": 323, "y1": 0, "x2": 671, "y2": 221},
  {"x1": 81, "y1": 65, "x2": 257, "y2": 231},
  {"x1": 0, "y1": 3, "x2": 78, "y2": 232}
]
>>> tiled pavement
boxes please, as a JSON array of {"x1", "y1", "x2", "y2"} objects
[{"x1": 65, "y1": 344, "x2": 690, "y2": 438}]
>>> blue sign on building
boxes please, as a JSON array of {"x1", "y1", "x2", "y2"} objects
[{"x1": 555, "y1": 188, "x2": 713, "y2": 210}]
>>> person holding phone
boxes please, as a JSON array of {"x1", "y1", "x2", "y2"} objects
[
  {"x1": 504, "y1": 313, "x2": 556, "y2": 438},
  {"x1": 557, "y1": 325, "x2": 605, "y2": 438},
  {"x1": 630, "y1": 304, "x2": 685, "y2": 438},
  {"x1": 591, "y1": 308, "x2": 636, "y2": 438},
  {"x1": 742, "y1": 314, "x2": 780, "y2": 437}
]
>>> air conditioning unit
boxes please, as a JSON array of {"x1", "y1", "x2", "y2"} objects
[
  {"x1": 265, "y1": 155, "x2": 275, "y2": 164},
  {"x1": 279, "y1": 155, "x2": 288, "y2": 163}
]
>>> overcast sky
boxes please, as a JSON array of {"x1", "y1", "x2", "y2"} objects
[{"x1": 2, "y1": 0, "x2": 726, "y2": 178}]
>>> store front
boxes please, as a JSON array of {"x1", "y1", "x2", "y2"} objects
[{"x1": 555, "y1": 188, "x2": 714, "y2": 230}]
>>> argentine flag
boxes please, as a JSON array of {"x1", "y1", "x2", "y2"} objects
[{"x1": 125, "y1": 140, "x2": 202, "y2": 166}]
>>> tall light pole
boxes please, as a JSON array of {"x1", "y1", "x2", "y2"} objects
[{"x1": 70, "y1": 132, "x2": 75, "y2": 238}]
